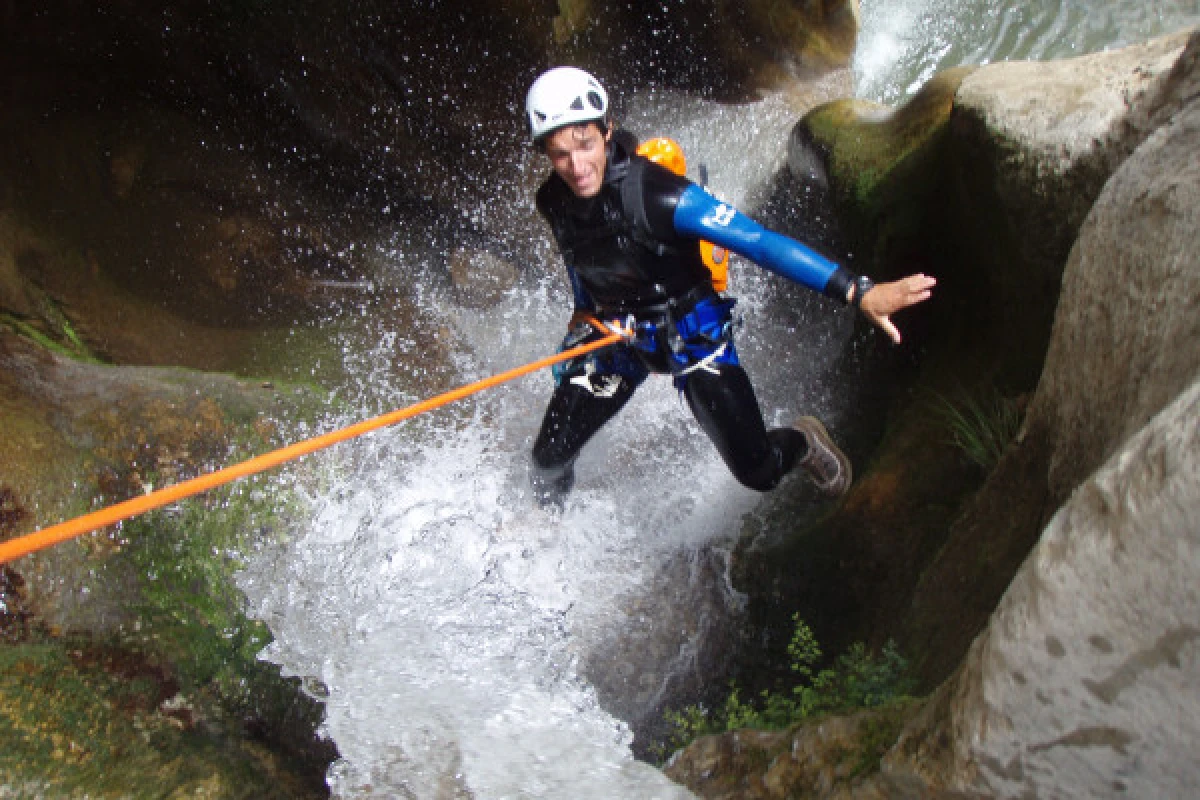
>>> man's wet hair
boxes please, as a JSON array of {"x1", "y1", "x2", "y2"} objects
[{"x1": 535, "y1": 119, "x2": 610, "y2": 152}]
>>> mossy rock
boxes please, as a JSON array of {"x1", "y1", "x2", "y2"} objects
[
  {"x1": 663, "y1": 700, "x2": 924, "y2": 799},
  {"x1": 796, "y1": 66, "x2": 975, "y2": 280},
  {"x1": 1, "y1": 328, "x2": 339, "y2": 794},
  {"x1": 0, "y1": 635, "x2": 329, "y2": 798}
]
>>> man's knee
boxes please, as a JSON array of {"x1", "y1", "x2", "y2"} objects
[
  {"x1": 532, "y1": 420, "x2": 577, "y2": 470},
  {"x1": 530, "y1": 454, "x2": 575, "y2": 509},
  {"x1": 729, "y1": 452, "x2": 785, "y2": 492}
]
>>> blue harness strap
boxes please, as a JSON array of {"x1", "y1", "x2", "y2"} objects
[
  {"x1": 623, "y1": 295, "x2": 740, "y2": 389},
  {"x1": 553, "y1": 296, "x2": 740, "y2": 393},
  {"x1": 663, "y1": 296, "x2": 740, "y2": 389}
]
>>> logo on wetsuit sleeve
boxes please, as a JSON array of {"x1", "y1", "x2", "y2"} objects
[{"x1": 708, "y1": 204, "x2": 736, "y2": 227}]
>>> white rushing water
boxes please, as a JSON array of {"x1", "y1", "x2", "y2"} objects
[
  {"x1": 239, "y1": 4, "x2": 1200, "y2": 796},
  {"x1": 855, "y1": 0, "x2": 1200, "y2": 103}
]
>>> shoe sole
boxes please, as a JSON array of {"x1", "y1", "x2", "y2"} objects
[{"x1": 795, "y1": 416, "x2": 853, "y2": 496}]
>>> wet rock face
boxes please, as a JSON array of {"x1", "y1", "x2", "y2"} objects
[
  {"x1": 890, "y1": 380, "x2": 1200, "y2": 799},
  {"x1": 901, "y1": 29, "x2": 1200, "y2": 681},
  {"x1": 878, "y1": 33, "x2": 1200, "y2": 800},
  {"x1": 755, "y1": 32, "x2": 1199, "y2": 696},
  {"x1": 554, "y1": 0, "x2": 860, "y2": 96},
  {"x1": 1028, "y1": 35, "x2": 1200, "y2": 501},
  {"x1": 582, "y1": 546, "x2": 746, "y2": 759},
  {"x1": 944, "y1": 30, "x2": 1196, "y2": 389}
]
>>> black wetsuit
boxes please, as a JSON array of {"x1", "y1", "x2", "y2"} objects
[{"x1": 531, "y1": 132, "x2": 853, "y2": 502}]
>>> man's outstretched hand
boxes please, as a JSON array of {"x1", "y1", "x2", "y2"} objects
[{"x1": 859, "y1": 273, "x2": 936, "y2": 344}]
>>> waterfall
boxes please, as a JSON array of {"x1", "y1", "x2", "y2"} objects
[
  {"x1": 855, "y1": 0, "x2": 1200, "y2": 103},
  {"x1": 237, "y1": 3, "x2": 1200, "y2": 796},
  {"x1": 237, "y1": 90, "x2": 827, "y2": 798}
]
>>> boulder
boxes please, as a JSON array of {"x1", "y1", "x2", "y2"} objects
[
  {"x1": 887, "y1": 376, "x2": 1200, "y2": 798},
  {"x1": 796, "y1": 28, "x2": 1193, "y2": 388},
  {"x1": 904, "y1": 31, "x2": 1200, "y2": 682},
  {"x1": 665, "y1": 705, "x2": 921, "y2": 800},
  {"x1": 0, "y1": 327, "x2": 338, "y2": 793},
  {"x1": 0, "y1": 328, "x2": 318, "y2": 630}
]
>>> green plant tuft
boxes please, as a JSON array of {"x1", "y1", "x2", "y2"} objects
[
  {"x1": 929, "y1": 386, "x2": 1024, "y2": 470},
  {"x1": 655, "y1": 615, "x2": 916, "y2": 762}
]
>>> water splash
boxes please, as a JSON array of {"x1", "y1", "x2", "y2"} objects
[{"x1": 855, "y1": 0, "x2": 1200, "y2": 103}]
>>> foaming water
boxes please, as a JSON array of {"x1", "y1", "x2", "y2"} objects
[
  {"x1": 241, "y1": 421, "x2": 708, "y2": 798},
  {"x1": 855, "y1": 0, "x2": 1200, "y2": 103},
  {"x1": 238, "y1": 90, "x2": 848, "y2": 797}
]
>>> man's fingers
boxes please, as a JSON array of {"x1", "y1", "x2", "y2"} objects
[
  {"x1": 864, "y1": 308, "x2": 903, "y2": 344},
  {"x1": 897, "y1": 275, "x2": 935, "y2": 301},
  {"x1": 860, "y1": 273, "x2": 933, "y2": 341},
  {"x1": 880, "y1": 316, "x2": 902, "y2": 344},
  {"x1": 905, "y1": 288, "x2": 933, "y2": 306},
  {"x1": 886, "y1": 275, "x2": 935, "y2": 312}
]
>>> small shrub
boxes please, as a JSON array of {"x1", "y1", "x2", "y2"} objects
[{"x1": 656, "y1": 615, "x2": 916, "y2": 761}]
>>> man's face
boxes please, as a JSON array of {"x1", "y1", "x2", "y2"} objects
[{"x1": 543, "y1": 123, "x2": 610, "y2": 199}]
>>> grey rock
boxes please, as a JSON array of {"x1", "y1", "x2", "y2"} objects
[
  {"x1": 885, "y1": 33, "x2": 1200, "y2": 799},
  {"x1": 896, "y1": 377, "x2": 1200, "y2": 798},
  {"x1": 1029, "y1": 38, "x2": 1200, "y2": 500},
  {"x1": 952, "y1": 29, "x2": 1194, "y2": 279}
]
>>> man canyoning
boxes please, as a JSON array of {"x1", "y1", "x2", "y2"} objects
[{"x1": 525, "y1": 66, "x2": 935, "y2": 507}]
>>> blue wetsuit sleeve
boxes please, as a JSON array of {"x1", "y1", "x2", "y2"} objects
[{"x1": 672, "y1": 183, "x2": 853, "y2": 300}]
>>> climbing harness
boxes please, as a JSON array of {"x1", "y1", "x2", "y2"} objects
[
  {"x1": 0, "y1": 318, "x2": 632, "y2": 565},
  {"x1": 552, "y1": 291, "x2": 740, "y2": 397},
  {"x1": 676, "y1": 341, "x2": 729, "y2": 378}
]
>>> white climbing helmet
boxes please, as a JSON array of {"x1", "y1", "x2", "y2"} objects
[{"x1": 525, "y1": 66, "x2": 609, "y2": 143}]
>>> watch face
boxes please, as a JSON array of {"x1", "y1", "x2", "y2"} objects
[{"x1": 854, "y1": 276, "x2": 873, "y2": 305}]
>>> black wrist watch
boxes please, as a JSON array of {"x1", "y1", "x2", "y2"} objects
[{"x1": 850, "y1": 274, "x2": 875, "y2": 308}]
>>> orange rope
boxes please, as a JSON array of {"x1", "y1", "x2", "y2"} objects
[{"x1": 0, "y1": 324, "x2": 627, "y2": 565}]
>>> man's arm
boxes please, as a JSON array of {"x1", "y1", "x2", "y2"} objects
[
  {"x1": 672, "y1": 184, "x2": 934, "y2": 343},
  {"x1": 672, "y1": 183, "x2": 852, "y2": 299}
]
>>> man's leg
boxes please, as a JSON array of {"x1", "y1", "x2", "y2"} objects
[
  {"x1": 531, "y1": 375, "x2": 639, "y2": 506},
  {"x1": 683, "y1": 363, "x2": 851, "y2": 495}
]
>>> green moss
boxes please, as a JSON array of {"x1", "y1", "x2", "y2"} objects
[
  {"x1": 848, "y1": 699, "x2": 919, "y2": 778},
  {"x1": 928, "y1": 386, "x2": 1025, "y2": 471},
  {"x1": 2, "y1": 421, "x2": 334, "y2": 793},
  {"x1": 805, "y1": 67, "x2": 973, "y2": 197},
  {"x1": 800, "y1": 68, "x2": 976, "y2": 276},
  {"x1": 0, "y1": 637, "x2": 322, "y2": 798},
  {"x1": 116, "y1": 493, "x2": 277, "y2": 691}
]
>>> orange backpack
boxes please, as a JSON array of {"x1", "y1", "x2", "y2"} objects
[{"x1": 635, "y1": 137, "x2": 730, "y2": 293}]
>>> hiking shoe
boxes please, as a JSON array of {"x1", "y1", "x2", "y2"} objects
[{"x1": 793, "y1": 416, "x2": 852, "y2": 497}]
